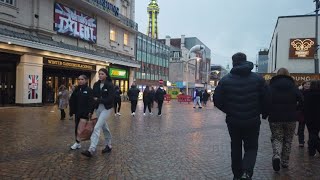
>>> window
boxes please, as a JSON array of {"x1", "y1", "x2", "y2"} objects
[
  {"x1": 0, "y1": 0, "x2": 14, "y2": 6},
  {"x1": 110, "y1": 27, "x2": 116, "y2": 41},
  {"x1": 122, "y1": 6, "x2": 128, "y2": 17},
  {"x1": 124, "y1": 32, "x2": 129, "y2": 46}
]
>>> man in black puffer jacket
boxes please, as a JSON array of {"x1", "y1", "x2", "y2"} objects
[
  {"x1": 128, "y1": 84, "x2": 140, "y2": 116},
  {"x1": 214, "y1": 52, "x2": 268, "y2": 180}
]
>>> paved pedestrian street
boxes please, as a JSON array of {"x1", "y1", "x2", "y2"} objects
[{"x1": 0, "y1": 101, "x2": 319, "y2": 180}]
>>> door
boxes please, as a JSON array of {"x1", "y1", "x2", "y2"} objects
[{"x1": 0, "y1": 63, "x2": 16, "y2": 106}]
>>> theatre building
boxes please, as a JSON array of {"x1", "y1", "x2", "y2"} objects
[{"x1": 0, "y1": 0, "x2": 139, "y2": 106}]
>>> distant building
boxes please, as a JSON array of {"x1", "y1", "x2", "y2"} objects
[
  {"x1": 158, "y1": 35, "x2": 211, "y2": 94},
  {"x1": 258, "y1": 49, "x2": 269, "y2": 73},
  {"x1": 210, "y1": 65, "x2": 228, "y2": 87}
]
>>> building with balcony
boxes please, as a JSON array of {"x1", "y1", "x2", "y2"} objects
[
  {"x1": 135, "y1": 32, "x2": 169, "y2": 91},
  {"x1": 0, "y1": 0, "x2": 139, "y2": 106},
  {"x1": 158, "y1": 35, "x2": 211, "y2": 94}
]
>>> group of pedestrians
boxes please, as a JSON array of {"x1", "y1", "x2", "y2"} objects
[
  {"x1": 214, "y1": 52, "x2": 320, "y2": 180},
  {"x1": 193, "y1": 89, "x2": 210, "y2": 108}
]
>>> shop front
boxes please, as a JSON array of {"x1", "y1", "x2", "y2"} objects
[
  {"x1": 109, "y1": 66, "x2": 130, "y2": 94},
  {"x1": 0, "y1": 52, "x2": 20, "y2": 106},
  {"x1": 42, "y1": 58, "x2": 96, "y2": 104}
]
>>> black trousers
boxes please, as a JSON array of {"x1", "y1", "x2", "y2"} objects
[
  {"x1": 60, "y1": 109, "x2": 66, "y2": 119},
  {"x1": 227, "y1": 122, "x2": 260, "y2": 178},
  {"x1": 306, "y1": 124, "x2": 320, "y2": 155},
  {"x1": 158, "y1": 100, "x2": 164, "y2": 115},
  {"x1": 144, "y1": 101, "x2": 152, "y2": 113},
  {"x1": 298, "y1": 121, "x2": 306, "y2": 144},
  {"x1": 131, "y1": 100, "x2": 138, "y2": 113},
  {"x1": 114, "y1": 100, "x2": 121, "y2": 113}
]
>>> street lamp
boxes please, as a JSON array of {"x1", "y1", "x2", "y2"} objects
[{"x1": 185, "y1": 57, "x2": 200, "y2": 95}]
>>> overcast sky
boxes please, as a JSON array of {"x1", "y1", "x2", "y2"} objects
[{"x1": 135, "y1": 0, "x2": 314, "y2": 67}]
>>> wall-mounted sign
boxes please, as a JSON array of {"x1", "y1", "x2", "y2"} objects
[
  {"x1": 289, "y1": 38, "x2": 315, "y2": 59},
  {"x1": 28, "y1": 75, "x2": 39, "y2": 100},
  {"x1": 261, "y1": 73, "x2": 320, "y2": 85},
  {"x1": 44, "y1": 59, "x2": 96, "y2": 71},
  {"x1": 109, "y1": 68, "x2": 128, "y2": 79},
  {"x1": 54, "y1": 3, "x2": 97, "y2": 43},
  {"x1": 86, "y1": 0, "x2": 119, "y2": 17}
]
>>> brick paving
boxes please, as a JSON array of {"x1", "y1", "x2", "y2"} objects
[{"x1": 0, "y1": 101, "x2": 319, "y2": 179}]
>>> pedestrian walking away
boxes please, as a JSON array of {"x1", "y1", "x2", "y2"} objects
[
  {"x1": 143, "y1": 86, "x2": 153, "y2": 116},
  {"x1": 68, "y1": 84, "x2": 76, "y2": 120},
  {"x1": 202, "y1": 89, "x2": 210, "y2": 106},
  {"x1": 193, "y1": 89, "x2": 202, "y2": 109},
  {"x1": 303, "y1": 80, "x2": 320, "y2": 157},
  {"x1": 81, "y1": 68, "x2": 115, "y2": 157},
  {"x1": 297, "y1": 81, "x2": 310, "y2": 147},
  {"x1": 69, "y1": 75, "x2": 95, "y2": 150},
  {"x1": 128, "y1": 84, "x2": 140, "y2": 116},
  {"x1": 58, "y1": 85, "x2": 69, "y2": 120},
  {"x1": 114, "y1": 85, "x2": 122, "y2": 116},
  {"x1": 214, "y1": 52, "x2": 269, "y2": 180},
  {"x1": 155, "y1": 84, "x2": 166, "y2": 116},
  {"x1": 265, "y1": 68, "x2": 303, "y2": 172}
]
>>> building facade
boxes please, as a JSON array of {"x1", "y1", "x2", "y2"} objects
[
  {"x1": 209, "y1": 64, "x2": 228, "y2": 88},
  {"x1": 159, "y1": 35, "x2": 211, "y2": 95},
  {"x1": 268, "y1": 15, "x2": 318, "y2": 74},
  {"x1": 258, "y1": 49, "x2": 269, "y2": 73},
  {"x1": 0, "y1": 0, "x2": 139, "y2": 106},
  {"x1": 135, "y1": 32, "x2": 169, "y2": 91}
]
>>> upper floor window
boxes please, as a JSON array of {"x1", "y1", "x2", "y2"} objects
[
  {"x1": 110, "y1": 27, "x2": 116, "y2": 42},
  {"x1": 121, "y1": 6, "x2": 128, "y2": 17},
  {"x1": 0, "y1": 0, "x2": 15, "y2": 6},
  {"x1": 124, "y1": 32, "x2": 129, "y2": 46}
]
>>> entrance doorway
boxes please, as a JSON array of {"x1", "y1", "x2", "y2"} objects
[{"x1": 0, "y1": 52, "x2": 19, "y2": 106}]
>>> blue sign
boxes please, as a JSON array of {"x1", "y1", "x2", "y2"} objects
[{"x1": 86, "y1": 0, "x2": 120, "y2": 17}]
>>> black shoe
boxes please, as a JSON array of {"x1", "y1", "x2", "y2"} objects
[
  {"x1": 281, "y1": 164, "x2": 289, "y2": 169},
  {"x1": 102, "y1": 145, "x2": 112, "y2": 154},
  {"x1": 81, "y1": 150, "x2": 92, "y2": 157},
  {"x1": 272, "y1": 157, "x2": 280, "y2": 171},
  {"x1": 240, "y1": 172, "x2": 251, "y2": 180}
]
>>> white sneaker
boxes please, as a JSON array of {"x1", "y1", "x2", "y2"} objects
[
  {"x1": 115, "y1": 113, "x2": 117, "y2": 116},
  {"x1": 133, "y1": 112, "x2": 135, "y2": 116},
  {"x1": 70, "y1": 142, "x2": 81, "y2": 150},
  {"x1": 117, "y1": 112, "x2": 121, "y2": 116},
  {"x1": 158, "y1": 114, "x2": 162, "y2": 116},
  {"x1": 143, "y1": 113, "x2": 146, "y2": 116},
  {"x1": 150, "y1": 112, "x2": 153, "y2": 115}
]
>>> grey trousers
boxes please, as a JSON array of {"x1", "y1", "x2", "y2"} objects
[{"x1": 89, "y1": 104, "x2": 112, "y2": 152}]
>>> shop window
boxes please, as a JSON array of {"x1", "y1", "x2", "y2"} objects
[
  {"x1": 124, "y1": 32, "x2": 129, "y2": 46},
  {"x1": 0, "y1": 0, "x2": 15, "y2": 6},
  {"x1": 110, "y1": 27, "x2": 116, "y2": 42}
]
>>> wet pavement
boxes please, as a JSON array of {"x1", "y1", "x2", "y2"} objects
[{"x1": 0, "y1": 101, "x2": 319, "y2": 180}]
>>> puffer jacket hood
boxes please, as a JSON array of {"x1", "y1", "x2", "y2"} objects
[{"x1": 230, "y1": 61, "x2": 254, "y2": 76}]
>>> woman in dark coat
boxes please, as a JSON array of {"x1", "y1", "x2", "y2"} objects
[
  {"x1": 303, "y1": 80, "x2": 320, "y2": 157},
  {"x1": 143, "y1": 86, "x2": 153, "y2": 116},
  {"x1": 266, "y1": 68, "x2": 303, "y2": 172},
  {"x1": 202, "y1": 89, "x2": 210, "y2": 106},
  {"x1": 69, "y1": 75, "x2": 94, "y2": 150}
]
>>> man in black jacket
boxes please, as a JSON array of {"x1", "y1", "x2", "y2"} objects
[
  {"x1": 155, "y1": 85, "x2": 166, "y2": 116},
  {"x1": 214, "y1": 52, "x2": 268, "y2": 180},
  {"x1": 128, "y1": 84, "x2": 140, "y2": 116}
]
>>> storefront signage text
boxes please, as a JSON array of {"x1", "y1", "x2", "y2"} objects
[
  {"x1": 54, "y1": 3, "x2": 97, "y2": 43},
  {"x1": 289, "y1": 38, "x2": 315, "y2": 59},
  {"x1": 109, "y1": 68, "x2": 128, "y2": 79},
  {"x1": 44, "y1": 59, "x2": 95, "y2": 71},
  {"x1": 86, "y1": 0, "x2": 119, "y2": 17},
  {"x1": 261, "y1": 73, "x2": 320, "y2": 85}
]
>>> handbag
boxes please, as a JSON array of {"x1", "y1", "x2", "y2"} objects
[{"x1": 77, "y1": 117, "x2": 97, "y2": 141}]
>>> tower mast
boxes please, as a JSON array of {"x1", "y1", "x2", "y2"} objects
[{"x1": 147, "y1": 0, "x2": 159, "y2": 39}]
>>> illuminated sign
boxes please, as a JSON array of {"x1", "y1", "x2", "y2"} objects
[
  {"x1": 109, "y1": 68, "x2": 128, "y2": 79},
  {"x1": 44, "y1": 59, "x2": 96, "y2": 71},
  {"x1": 289, "y1": 38, "x2": 315, "y2": 59},
  {"x1": 54, "y1": 3, "x2": 97, "y2": 43},
  {"x1": 261, "y1": 73, "x2": 320, "y2": 84}
]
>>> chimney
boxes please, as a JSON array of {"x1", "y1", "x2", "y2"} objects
[
  {"x1": 165, "y1": 35, "x2": 171, "y2": 47},
  {"x1": 181, "y1": 35, "x2": 185, "y2": 48}
]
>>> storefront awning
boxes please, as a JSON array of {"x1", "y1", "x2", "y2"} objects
[{"x1": 0, "y1": 28, "x2": 140, "y2": 68}]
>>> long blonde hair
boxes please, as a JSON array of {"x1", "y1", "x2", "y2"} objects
[{"x1": 276, "y1": 68, "x2": 290, "y2": 76}]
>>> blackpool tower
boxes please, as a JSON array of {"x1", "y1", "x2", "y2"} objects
[{"x1": 147, "y1": 0, "x2": 159, "y2": 39}]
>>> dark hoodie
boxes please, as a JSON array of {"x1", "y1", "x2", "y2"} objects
[
  {"x1": 214, "y1": 61, "x2": 268, "y2": 127},
  {"x1": 304, "y1": 89, "x2": 320, "y2": 127},
  {"x1": 267, "y1": 75, "x2": 303, "y2": 122},
  {"x1": 92, "y1": 79, "x2": 115, "y2": 110},
  {"x1": 128, "y1": 85, "x2": 140, "y2": 101}
]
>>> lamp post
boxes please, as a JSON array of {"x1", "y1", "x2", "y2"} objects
[
  {"x1": 185, "y1": 57, "x2": 200, "y2": 95},
  {"x1": 315, "y1": 0, "x2": 319, "y2": 73}
]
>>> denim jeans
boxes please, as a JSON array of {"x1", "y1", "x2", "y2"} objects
[
  {"x1": 89, "y1": 104, "x2": 112, "y2": 153},
  {"x1": 193, "y1": 96, "x2": 202, "y2": 107}
]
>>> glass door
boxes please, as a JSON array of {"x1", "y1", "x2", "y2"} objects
[{"x1": 0, "y1": 63, "x2": 16, "y2": 106}]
